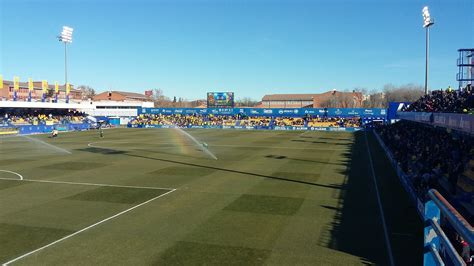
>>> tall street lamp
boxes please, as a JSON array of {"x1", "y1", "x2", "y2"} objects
[
  {"x1": 422, "y1": 6, "x2": 434, "y2": 95},
  {"x1": 58, "y1": 26, "x2": 73, "y2": 101}
]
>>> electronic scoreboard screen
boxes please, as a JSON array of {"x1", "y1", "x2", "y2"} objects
[{"x1": 207, "y1": 92, "x2": 234, "y2": 108}]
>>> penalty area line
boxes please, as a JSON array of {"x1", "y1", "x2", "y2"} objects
[
  {"x1": 2, "y1": 188, "x2": 177, "y2": 266},
  {"x1": 0, "y1": 177, "x2": 175, "y2": 191}
]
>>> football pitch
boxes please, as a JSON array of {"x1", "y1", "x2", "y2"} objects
[{"x1": 0, "y1": 128, "x2": 422, "y2": 265}]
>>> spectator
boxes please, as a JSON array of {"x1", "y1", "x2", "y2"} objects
[
  {"x1": 377, "y1": 120, "x2": 473, "y2": 200},
  {"x1": 129, "y1": 114, "x2": 362, "y2": 128},
  {"x1": 403, "y1": 85, "x2": 473, "y2": 113}
]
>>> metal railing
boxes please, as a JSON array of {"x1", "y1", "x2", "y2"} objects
[{"x1": 424, "y1": 189, "x2": 473, "y2": 266}]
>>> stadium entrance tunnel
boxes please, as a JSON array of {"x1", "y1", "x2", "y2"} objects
[{"x1": 318, "y1": 131, "x2": 423, "y2": 265}]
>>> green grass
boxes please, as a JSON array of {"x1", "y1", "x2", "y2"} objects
[
  {"x1": 223, "y1": 194, "x2": 304, "y2": 215},
  {"x1": 0, "y1": 128, "x2": 422, "y2": 265}
]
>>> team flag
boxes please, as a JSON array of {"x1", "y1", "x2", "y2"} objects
[
  {"x1": 0, "y1": 75, "x2": 3, "y2": 89},
  {"x1": 66, "y1": 83, "x2": 71, "y2": 95},
  {"x1": 55, "y1": 82, "x2": 59, "y2": 93},
  {"x1": 14, "y1": 76, "x2": 20, "y2": 91},
  {"x1": 42, "y1": 80, "x2": 48, "y2": 93},
  {"x1": 28, "y1": 78, "x2": 34, "y2": 91}
]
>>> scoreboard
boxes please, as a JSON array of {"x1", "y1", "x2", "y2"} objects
[{"x1": 207, "y1": 92, "x2": 234, "y2": 108}]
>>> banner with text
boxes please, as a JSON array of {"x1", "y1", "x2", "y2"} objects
[{"x1": 139, "y1": 107, "x2": 387, "y2": 118}]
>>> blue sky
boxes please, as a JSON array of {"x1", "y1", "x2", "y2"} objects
[{"x1": 1, "y1": 0, "x2": 472, "y2": 100}]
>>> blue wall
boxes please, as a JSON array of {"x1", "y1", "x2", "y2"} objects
[
  {"x1": 138, "y1": 107, "x2": 387, "y2": 118},
  {"x1": 16, "y1": 123, "x2": 91, "y2": 135},
  {"x1": 128, "y1": 124, "x2": 363, "y2": 132}
]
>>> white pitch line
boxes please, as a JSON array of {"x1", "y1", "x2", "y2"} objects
[
  {"x1": 2, "y1": 188, "x2": 176, "y2": 265},
  {"x1": 364, "y1": 131, "x2": 395, "y2": 266},
  {"x1": 0, "y1": 177, "x2": 175, "y2": 191},
  {"x1": 0, "y1": 170, "x2": 23, "y2": 180}
]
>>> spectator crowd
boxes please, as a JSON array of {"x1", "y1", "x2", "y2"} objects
[
  {"x1": 377, "y1": 120, "x2": 473, "y2": 264},
  {"x1": 0, "y1": 110, "x2": 86, "y2": 126},
  {"x1": 129, "y1": 114, "x2": 362, "y2": 128},
  {"x1": 403, "y1": 85, "x2": 474, "y2": 113},
  {"x1": 378, "y1": 120, "x2": 473, "y2": 199}
]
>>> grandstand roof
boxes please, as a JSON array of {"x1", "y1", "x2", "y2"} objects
[
  {"x1": 262, "y1": 94, "x2": 318, "y2": 101},
  {"x1": 93, "y1": 91, "x2": 151, "y2": 102},
  {"x1": 110, "y1": 91, "x2": 149, "y2": 100},
  {"x1": 260, "y1": 91, "x2": 364, "y2": 108},
  {"x1": 262, "y1": 91, "x2": 363, "y2": 101}
]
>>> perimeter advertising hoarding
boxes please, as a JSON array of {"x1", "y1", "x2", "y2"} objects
[{"x1": 139, "y1": 107, "x2": 387, "y2": 118}]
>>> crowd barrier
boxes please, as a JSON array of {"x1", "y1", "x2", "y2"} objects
[
  {"x1": 424, "y1": 190, "x2": 473, "y2": 266},
  {"x1": 398, "y1": 112, "x2": 474, "y2": 135},
  {"x1": 0, "y1": 127, "x2": 19, "y2": 135},
  {"x1": 138, "y1": 107, "x2": 387, "y2": 118},
  {"x1": 373, "y1": 131, "x2": 425, "y2": 217},
  {"x1": 3, "y1": 123, "x2": 92, "y2": 135},
  {"x1": 128, "y1": 124, "x2": 362, "y2": 132}
]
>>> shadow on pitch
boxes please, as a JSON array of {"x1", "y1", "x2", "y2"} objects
[
  {"x1": 317, "y1": 131, "x2": 385, "y2": 265},
  {"x1": 79, "y1": 147, "x2": 127, "y2": 155},
  {"x1": 291, "y1": 139, "x2": 349, "y2": 146},
  {"x1": 318, "y1": 136, "x2": 352, "y2": 140},
  {"x1": 318, "y1": 131, "x2": 423, "y2": 265},
  {"x1": 78, "y1": 146, "x2": 343, "y2": 190},
  {"x1": 127, "y1": 153, "x2": 343, "y2": 190},
  {"x1": 264, "y1": 155, "x2": 346, "y2": 166}
]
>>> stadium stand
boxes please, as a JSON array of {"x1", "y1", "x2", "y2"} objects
[
  {"x1": 129, "y1": 114, "x2": 362, "y2": 129},
  {"x1": 0, "y1": 110, "x2": 87, "y2": 126},
  {"x1": 274, "y1": 117, "x2": 305, "y2": 127},
  {"x1": 237, "y1": 116, "x2": 272, "y2": 127},
  {"x1": 376, "y1": 120, "x2": 473, "y2": 264},
  {"x1": 402, "y1": 85, "x2": 474, "y2": 113},
  {"x1": 377, "y1": 121, "x2": 473, "y2": 200},
  {"x1": 306, "y1": 117, "x2": 361, "y2": 128}
]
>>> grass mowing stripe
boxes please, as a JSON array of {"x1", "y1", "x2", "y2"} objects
[
  {"x1": 364, "y1": 131, "x2": 395, "y2": 266},
  {"x1": 2, "y1": 189, "x2": 176, "y2": 265},
  {"x1": 87, "y1": 141, "x2": 348, "y2": 151}
]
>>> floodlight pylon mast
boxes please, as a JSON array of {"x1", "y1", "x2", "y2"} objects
[{"x1": 422, "y1": 6, "x2": 434, "y2": 95}]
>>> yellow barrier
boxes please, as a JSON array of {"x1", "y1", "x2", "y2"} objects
[{"x1": 0, "y1": 130, "x2": 19, "y2": 135}]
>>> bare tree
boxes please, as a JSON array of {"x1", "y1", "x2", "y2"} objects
[
  {"x1": 383, "y1": 83, "x2": 424, "y2": 103},
  {"x1": 77, "y1": 85, "x2": 96, "y2": 100},
  {"x1": 339, "y1": 91, "x2": 356, "y2": 108},
  {"x1": 236, "y1": 97, "x2": 259, "y2": 107},
  {"x1": 359, "y1": 84, "x2": 424, "y2": 108},
  {"x1": 362, "y1": 89, "x2": 385, "y2": 108},
  {"x1": 319, "y1": 95, "x2": 339, "y2": 108},
  {"x1": 318, "y1": 91, "x2": 356, "y2": 108},
  {"x1": 152, "y1": 89, "x2": 172, "y2": 107}
]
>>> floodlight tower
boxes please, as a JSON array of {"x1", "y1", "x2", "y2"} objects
[
  {"x1": 58, "y1": 26, "x2": 73, "y2": 86},
  {"x1": 422, "y1": 6, "x2": 434, "y2": 95}
]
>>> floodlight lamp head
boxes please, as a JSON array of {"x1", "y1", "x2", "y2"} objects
[
  {"x1": 63, "y1": 26, "x2": 73, "y2": 32},
  {"x1": 422, "y1": 6, "x2": 434, "y2": 28},
  {"x1": 59, "y1": 26, "x2": 74, "y2": 43}
]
